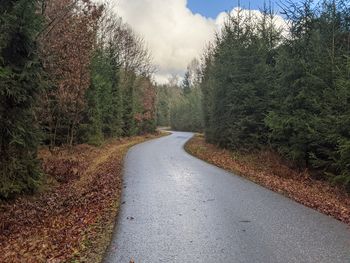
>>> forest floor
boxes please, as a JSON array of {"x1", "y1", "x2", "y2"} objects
[
  {"x1": 185, "y1": 134, "x2": 350, "y2": 225},
  {"x1": 0, "y1": 132, "x2": 167, "y2": 263}
]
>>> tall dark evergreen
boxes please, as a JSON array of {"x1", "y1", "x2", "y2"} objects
[
  {"x1": 79, "y1": 50, "x2": 105, "y2": 145},
  {"x1": 201, "y1": 9, "x2": 281, "y2": 150},
  {"x1": 266, "y1": 0, "x2": 322, "y2": 166},
  {"x1": 0, "y1": 0, "x2": 44, "y2": 198},
  {"x1": 197, "y1": 0, "x2": 350, "y2": 190},
  {"x1": 182, "y1": 71, "x2": 191, "y2": 95},
  {"x1": 121, "y1": 70, "x2": 137, "y2": 136}
]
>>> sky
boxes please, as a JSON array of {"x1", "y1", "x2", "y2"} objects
[
  {"x1": 187, "y1": 0, "x2": 281, "y2": 18},
  {"x1": 113, "y1": 0, "x2": 286, "y2": 84}
]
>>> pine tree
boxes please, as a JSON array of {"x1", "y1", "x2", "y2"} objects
[
  {"x1": 108, "y1": 53, "x2": 123, "y2": 138},
  {"x1": 121, "y1": 70, "x2": 137, "y2": 136},
  {"x1": 170, "y1": 87, "x2": 203, "y2": 132},
  {"x1": 265, "y1": 0, "x2": 323, "y2": 166},
  {"x1": 205, "y1": 9, "x2": 280, "y2": 150},
  {"x1": 79, "y1": 50, "x2": 104, "y2": 145},
  {"x1": 197, "y1": 0, "x2": 350, "y2": 190},
  {"x1": 199, "y1": 44, "x2": 216, "y2": 141},
  {"x1": 311, "y1": 0, "x2": 350, "y2": 188},
  {"x1": 182, "y1": 71, "x2": 191, "y2": 95},
  {"x1": 0, "y1": 0, "x2": 44, "y2": 198}
]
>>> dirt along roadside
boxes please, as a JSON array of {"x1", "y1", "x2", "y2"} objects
[
  {"x1": 185, "y1": 134, "x2": 350, "y2": 225},
  {"x1": 0, "y1": 131, "x2": 169, "y2": 263}
]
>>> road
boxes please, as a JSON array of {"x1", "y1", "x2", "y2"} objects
[{"x1": 104, "y1": 131, "x2": 350, "y2": 263}]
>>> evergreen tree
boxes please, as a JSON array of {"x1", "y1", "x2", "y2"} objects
[
  {"x1": 197, "y1": 0, "x2": 350, "y2": 190},
  {"x1": 79, "y1": 50, "x2": 105, "y2": 145},
  {"x1": 156, "y1": 83, "x2": 182, "y2": 127},
  {"x1": 108, "y1": 52, "x2": 123, "y2": 137},
  {"x1": 205, "y1": 9, "x2": 281, "y2": 150},
  {"x1": 311, "y1": 0, "x2": 350, "y2": 187},
  {"x1": 200, "y1": 45, "x2": 216, "y2": 141},
  {"x1": 170, "y1": 87, "x2": 203, "y2": 132},
  {"x1": 0, "y1": 0, "x2": 44, "y2": 198},
  {"x1": 182, "y1": 71, "x2": 191, "y2": 95},
  {"x1": 121, "y1": 70, "x2": 137, "y2": 136}
]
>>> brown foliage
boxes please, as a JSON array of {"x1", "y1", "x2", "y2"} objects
[
  {"x1": 186, "y1": 134, "x2": 350, "y2": 225},
  {"x1": 0, "y1": 132, "x2": 164, "y2": 262},
  {"x1": 135, "y1": 77, "x2": 156, "y2": 123},
  {"x1": 97, "y1": 9, "x2": 155, "y2": 77},
  {"x1": 39, "y1": 0, "x2": 102, "y2": 146}
]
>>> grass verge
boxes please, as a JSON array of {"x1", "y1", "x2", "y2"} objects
[
  {"x1": 185, "y1": 134, "x2": 350, "y2": 225},
  {"x1": 0, "y1": 131, "x2": 169, "y2": 263}
]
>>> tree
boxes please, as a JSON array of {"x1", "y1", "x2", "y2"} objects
[
  {"x1": 170, "y1": 61, "x2": 204, "y2": 132},
  {"x1": 201, "y1": 8, "x2": 281, "y2": 149},
  {"x1": 39, "y1": 0, "x2": 102, "y2": 146},
  {"x1": 134, "y1": 77, "x2": 157, "y2": 133},
  {"x1": 156, "y1": 80, "x2": 182, "y2": 127},
  {"x1": 0, "y1": 0, "x2": 44, "y2": 198},
  {"x1": 182, "y1": 71, "x2": 191, "y2": 95},
  {"x1": 79, "y1": 8, "x2": 156, "y2": 140},
  {"x1": 196, "y1": 0, "x2": 350, "y2": 190},
  {"x1": 170, "y1": 87, "x2": 203, "y2": 132}
]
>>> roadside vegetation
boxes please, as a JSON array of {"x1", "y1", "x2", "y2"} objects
[
  {"x1": 156, "y1": 60, "x2": 204, "y2": 132},
  {"x1": 0, "y1": 133, "x2": 165, "y2": 262},
  {"x1": 186, "y1": 134, "x2": 350, "y2": 224},
  {"x1": 0, "y1": 0, "x2": 156, "y2": 199},
  {"x1": 2, "y1": 0, "x2": 350, "y2": 260},
  {"x1": 163, "y1": 0, "x2": 350, "y2": 193},
  {"x1": 0, "y1": 0, "x2": 159, "y2": 261}
]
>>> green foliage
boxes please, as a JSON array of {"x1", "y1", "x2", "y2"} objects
[
  {"x1": 201, "y1": 8, "x2": 280, "y2": 150},
  {"x1": 198, "y1": 0, "x2": 350, "y2": 190},
  {"x1": 182, "y1": 71, "x2": 191, "y2": 95},
  {"x1": 266, "y1": 0, "x2": 350, "y2": 184},
  {"x1": 0, "y1": 4, "x2": 157, "y2": 198},
  {"x1": 165, "y1": 64, "x2": 204, "y2": 132},
  {"x1": 0, "y1": 0, "x2": 44, "y2": 198},
  {"x1": 121, "y1": 70, "x2": 137, "y2": 136},
  {"x1": 80, "y1": 49, "x2": 124, "y2": 143},
  {"x1": 156, "y1": 83, "x2": 182, "y2": 127},
  {"x1": 170, "y1": 87, "x2": 203, "y2": 132},
  {"x1": 78, "y1": 47, "x2": 156, "y2": 143}
]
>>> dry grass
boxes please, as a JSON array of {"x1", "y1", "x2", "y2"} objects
[{"x1": 185, "y1": 134, "x2": 350, "y2": 225}]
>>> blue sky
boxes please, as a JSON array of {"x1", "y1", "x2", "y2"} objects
[{"x1": 187, "y1": 0, "x2": 282, "y2": 18}]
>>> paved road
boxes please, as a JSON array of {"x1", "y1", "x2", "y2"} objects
[{"x1": 104, "y1": 132, "x2": 350, "y2": 263}]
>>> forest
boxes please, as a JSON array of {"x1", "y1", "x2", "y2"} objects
[
  {"x1": 1, "y1": 0, "x2": 350, "y2": 261},
  {"x1": 1, "y1": 0, "x2": 349, "y2": 206},
  {"x1": 0, "y1": 0, "x2": 157, "y2": 198},
  {"x1": 166, "y1": 0, "x2": 350, "y2": 191}
]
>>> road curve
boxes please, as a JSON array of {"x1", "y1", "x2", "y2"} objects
[{"x1": 104, "y1": 131, "x2": 350, "y2": 263}]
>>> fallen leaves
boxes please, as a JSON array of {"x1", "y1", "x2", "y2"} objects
[
  {"x1": 185, "y1": 134, "x2": 350, "y2": 225},
  {"x1": 0, "y1": 132, "x2": 165, "y2": 262}
]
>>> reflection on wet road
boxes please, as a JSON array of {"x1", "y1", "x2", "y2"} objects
[{"x1": 105, "y1": 132, "x2": 350, "y2": 263}]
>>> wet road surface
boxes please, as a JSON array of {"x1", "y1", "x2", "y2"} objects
[{"x1": 104, "y1": 132, "x2": 350, "y2": 263}]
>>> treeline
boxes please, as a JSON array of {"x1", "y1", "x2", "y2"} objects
[
  {"x1": 0, "y1": 0, "x2": 156, "y2": 198},
  {"x1": 156, "y1": 77, "x2": 182, "y2": 127},
  {"x1": 198, "y1": 0, "x2": 350, "y2": 190},
  {"x1": 157, "y1": 60, "x2": 204, "y2": 132}
]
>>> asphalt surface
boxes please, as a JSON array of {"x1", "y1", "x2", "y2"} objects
[{"x1": 104, "y1": 131, "x2": 350, "y2": 263}]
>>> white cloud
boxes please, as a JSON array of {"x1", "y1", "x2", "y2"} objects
[
  {"x1": 113, "y1": 0, "x2": 215, "y2": 84},
  {"x1": 110, "y1": 0, "x2": 287, "y2": 84},
  {"x1": 216, "y1": 8, "x2": 288, "y2": 36}
]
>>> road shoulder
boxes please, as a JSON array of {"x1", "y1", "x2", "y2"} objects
[
  {"x1": 185, "y1": 134, "x2": 350, "y2": 225},
  {"x1": 0, "y1": 132, "x2": 169, "y2": 262}
]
